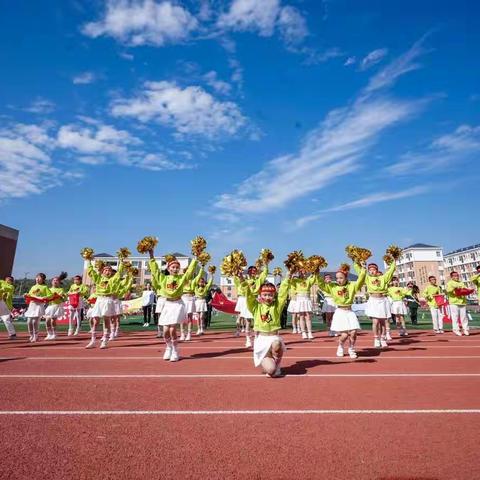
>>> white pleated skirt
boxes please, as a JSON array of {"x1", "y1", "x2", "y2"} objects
[
  {"x1": 159, "y1": 299, "x2": 186, "y2": 326},
  {"x1": 287, "y1": 298, "x2": 297, "y2": 313},
  {"x1": 195, "y1": 298, "x2": 208, "y2": 313},
  {"x1": 321, "y1": 296, "x2": 337, "y2": 313},
  {"x1": 235, "y1": 295, "x2": 253, "y2": 319},
  {"x1": 390, "y1": 300, "x2": 408, "y2": 315},
  {"x1": 155, "y1": 297, "x2": 166, "y2": 314},
  {"x1": 253, "y1": 334, "x2": 286, "y2": 367},
  {"x1": 182, "y1": 294, "x2": 196, "y2": 314},
  {"x1": 45, "y1": 304, "x2": 64, "y2": 318},
  {"x1": 113, "y1": 298, "x2": 122, "y2": 316},
  {"x1": 86, "y1": 307, "x2": 95, "y2": 319},
  {"x1": 90, "y1": 296, "x2": 116, "y2": 318},
  {"x1": 25, "y1": 301, "x2": 46, "y2": 318},
  {"x1": 293, "y1": 294, "x2": 312, "y2": 313},
  {"x1": 0, "y1": 300, "x2": 10, "y2": 317},
  {"x1": 331, "y1": 308, "x2": 361, "y2": 332},
  {"x1": 365, "y1": 296, "x2": 391, "y2": 319}
]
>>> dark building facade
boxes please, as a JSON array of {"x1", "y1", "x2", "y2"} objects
[{"x1": 0, "y1": 224, "x2": 19, "y2": 278}]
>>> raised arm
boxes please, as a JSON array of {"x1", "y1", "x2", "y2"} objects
[
  {"x1": 315, "y1": 274, "x2": 333, "y2": 295},
  {"x1": 244, "y1": 281, "x2": 258, "y2": 315},
  {"x1": 192, "y1": 267, "x2": 205, "y2": 290},
  {"x1": 255, "y1": 266, "x2": 269, "y2": 291},
  {"x1": 352, "y1": 264, "x2": 366, "y2": 294},
  {"x1": 276, "y1": 277, "x2": 291, "y2": 314},
  {"x1": 383, "y1": 260, "x2": 396, "y2": 284},
  {"x1": 87, "y1": 261, "x2": 101, "y2": 284}
]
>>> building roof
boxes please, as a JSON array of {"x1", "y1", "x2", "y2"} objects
[
  {"x1": 322, "y1": 271, "x2": 358, "y2": 281},
  {"x1": 445, "y1": 243, "x2": 480, "y2": 256},
  {"x1": 403, "y1": 243, "x2": 440, "y2": 249},
  {"x1": 94, "y1": 253, "x2": 114, "y2": 258}
]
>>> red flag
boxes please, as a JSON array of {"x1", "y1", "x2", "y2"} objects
[{"x1": 211, "y1": 292, "x2": 237, "y2": 315}]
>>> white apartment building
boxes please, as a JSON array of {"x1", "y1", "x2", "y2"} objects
[
  {"x1": 444, "y1": 243, "x2": 480, "y2": 289},
  {"x1": 391, "y1": 243, "x2": 445, "y2": 291},
  {"x1": 82, "y1": 252, "x2": 191, "y2": 287}
]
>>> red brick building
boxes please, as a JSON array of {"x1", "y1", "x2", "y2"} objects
[{"x1": 0, "y1": 224, "x2": 19, "y2": 278}]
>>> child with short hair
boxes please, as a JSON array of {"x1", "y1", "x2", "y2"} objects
[{"x1": 24, "y1": 273, "x2": 51, "y2": 342}]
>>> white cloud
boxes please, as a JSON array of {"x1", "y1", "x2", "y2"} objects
[
  {"x1": 344, "y1": 56, "x2": 356, "y2": 67},
  {"x1": 23, "y1": 98, "x2": 56, "y2": 114},
  {"x1": 122, "y1": 152, "x2": 196, "y2": 171},
  {"x1": 73, "y1": 72, "x2": 97, "y2": 84},
  {"x1": 110, "y1": 81, "x2": 246, "y2": 138},
  {"x1": 57, "y1": 123, "x2": 141, "y2": 155},
  {"x1": 387, "y1": 124, "x2": 480, "y2": 175},
  {"x1": 0, "y1": 124, "x2": 59, "y2": 199},
  {"x1": 82, "y1": 0, "x2": 198, "y2": 47},
  {"x1": 203, "y1": 71, "x2": 232, "y2": 95},
  {"x1": 359, "y1": 48, "x2": 388, "y2": 71},
  {"x1": 295, "y1": 186, "x2": 429, "y2": 227},
  {"x1": 277, "y1": 5, "x2": 308, "y2": 46},
  {"x1": 214, "y1": 38, "x2": 428, "y2": 215}
]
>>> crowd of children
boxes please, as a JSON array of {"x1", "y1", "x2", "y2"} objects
[{"x1": 1, "y1": 247, "x2": 479, "y2": 378}]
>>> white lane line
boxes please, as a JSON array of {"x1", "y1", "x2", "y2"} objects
[
  {"x1": 2, "y1": 355, "x2": 480, "y2": 360},
  {"x1": 0, "y1": 373, "x2": 479, "y2": 378},
  {"x1": 0, "y1": 409, "x2": 479, "y2": 415}
]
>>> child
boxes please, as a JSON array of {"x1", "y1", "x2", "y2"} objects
[
  {"x1": 287, "y1": 283, "x2": 298, "y2": 333},
  {"x1": 110, "y1": 272, "x2": 133, "y2": 340},
  {"x1": 180, "y1": 267, "x2": 204, "y2": 341},
  {"x1": 387, "y1": 277, "x2": 410, "y2": 337},
  {"x1": 446, "y1": 271, "x2": 472, "y2": 336},
  {"x1": 291, "y1": 270, "x2": 316, "y2": 339},
  {"x1": 0, "y1": 276, "x2": 16, "y2": 339},
  {"x1": 242, "y1": 274, "x2": 291, "y2": 377},
  {"x1": 363, "y1": 260, "x2": 396, "y2": 348},
  {"x1": 194, "y1": 272, "x2": 214, "y2": 335},
  {"x1": 67, "y1": 275, "x2": 90, "y2": 336},
  {"x1": 24, "y1": 273, "x2": 51, "y2": 342},
  {"x1": 470, "y1": 265, "x2": 480, "y2": 304},
  {"x1": 44, "y1": 273, "x2": 67, "y2": 340},
  {"x1": 320, "y1": 273, "x2": 337, "y2": 337},
  {"x1": 86, "y1": 261, "x2": 125, "y2": 349},
  {"x1": 422, "y1": 276, "x2": 444, "y2": 334},
  {"x1": 317, "y1": 264, "x2": 366, "y2": 358},
  {"x1": 148, "y1": 249, "x2": 197, "y2": 362}
]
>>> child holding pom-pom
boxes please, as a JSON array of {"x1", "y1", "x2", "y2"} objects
[{"x1": 44, "y1": 273, "x2": 68, "y2": 341}]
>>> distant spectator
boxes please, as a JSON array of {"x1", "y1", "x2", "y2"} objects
[{"x1": 142, "y1": 284, "x2": 155, "y2": 327}]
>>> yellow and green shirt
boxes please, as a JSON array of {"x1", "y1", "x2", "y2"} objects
[
  {"x1": 87, "y1": 261, "x2": 125, "y2": 297},
  {"x1": 387, "y1": 286, "x2": 410, "y2": 302},
  {"x1": 48, "y1": 287, "x2": 66, "y2": 305},
  {"x1": 234, "y1": 268, "x2": 269, "y2": 297},
  {"x1": 446, "y1": 279, "x2": 468, "y2": 306},
  {"x1": 183, "y1": 268, "x2": 205, "y2": 295},
  {"x1": 423, "y1": 284, "x2": 443, "y2": 308},
  {"x1": 117, "y1": 275, "x2": 133, "y2": 299},
  {"x1": 316, "y1": 266, "x2": 366, "y2": 306},
  {"x1": 195, "y1": 277, "x2": 213, "y2": 299},
  {"x1": 0, "y1": 281, "x2": 15, "y2": 310},
  {"x1": 470, "y1": 274, "x2": 480, "y2": 301},
  {"x1": 245, "y1": 277, "x2": 291, "y2": 333},
  {"x1": 291, "y1": 275, "x2": 316, "y2": 295},
  {"x1": 148, "y1": 258, "x2": 198, "y2": 300},
  {"x1": 27, "y1": 284, "x2": 51, "y2": 300},
  {"x1": 68, "y1": 283, "x2": 90, "y2": 298},
  {"x1": 360, "y1": 261, "x2": 396, "y2": 294}
]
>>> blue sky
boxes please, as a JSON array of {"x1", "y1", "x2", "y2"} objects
[{"x1": 1, "y1": 0, "x2": 479, "y2": 278}]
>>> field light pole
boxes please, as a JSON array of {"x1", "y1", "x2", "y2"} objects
[{"x1": 19, "y1": 272, "x2": 29, "y2": 296}]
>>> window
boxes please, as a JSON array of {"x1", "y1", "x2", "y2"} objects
[{"x1": 436, "y1": 251, "x2": 441, "y2": 257}]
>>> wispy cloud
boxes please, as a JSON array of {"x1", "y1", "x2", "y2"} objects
[
  {"x1": 386, "y1": 124, "x2": 480, "y2": 175},
  {"x1": 203, "y1": 71, "x2": 232, "y2": 95},
  {"x1": 359, "y1": 48, "x2": 388, "y2": 71},
  {"x1": 214, "y1": 38, "x2": 428, "y2": 215},
  {"x1": 23, "y1": 98, "x2": 56, "y2": 114},
  {"x1": 295, "y1": 186, "x2": 429, "y2": 227},
  {"x1": 73, "y1": 71, "x2": 97, "y2": 85},
  {"x1": 110, "y1": 80, "x2": 246, "y2": 139}
]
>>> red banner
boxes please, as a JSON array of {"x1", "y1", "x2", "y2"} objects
[{"x1": 211, "y1": 292, "x2": 237, "y2": 315}]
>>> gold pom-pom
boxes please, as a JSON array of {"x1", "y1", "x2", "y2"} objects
[
  {"x1": 345, "y1": 245, "x2": 372, "y2": 263},
  {"x1": 197, "y1": 251, "x2": 211, "y2": 267},
  {"x1": 305, "y1": 255, "x2": 328, "y2": 274},
  {"x1": 191, "y1": 236, "x2": 207, "y2": 257},
  {"x1": 284, "y1": 250, "x2": 305, "y2": 273},
  {"x1": 117, "y1": 247, "x2": 131, "y2": 259},
  {"x1": 94, "y1": 259, "x2": 105, "y2": 272},
  {"x1": 339, "y1": 263, "x2": 351, "y2": 275},
  {"x1": 272, "y1": 267, "x2": 282, "y2": 277},
  {"x1": 386, "y1": 244, "x2": 402, "y2": 260},
  {"x1": 208, "y1": 265, "x2": 216, "y2": 275},
  {"x1": 260, "y1": 248, "x2": 274, "y2": 265},
  {"x1": 383, "y1": 254, "x2": 394, "y2": 265},
  {"x1": 221, "y1": 250, "x2": 247, "y2": 276},
  {"x1": 255, "y1": 258, "x2": 263, "y2": 270},
  {"x1": 80, "y1": 247, "x2": 95, "y2": 260},
  {"x1": 136, "y1": 236, "x2": 158, "y2": 254},
  {"x1": 130, "y1": 267, "x2": 139, "y2": 276},
  {"x1": 164, "y1": 254, "x2": 177, "y2": 264}
]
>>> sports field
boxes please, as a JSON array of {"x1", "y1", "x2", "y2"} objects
[{"x1": 1, "y1": 313, "x2": 479, "y2": 479}]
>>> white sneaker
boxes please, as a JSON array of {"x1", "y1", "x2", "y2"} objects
[
  {"x1": 109, "y1": 332, "x2": 115, "y2": 341},
  {"x1": 196, "y1": 330, "x2": 201, "y2": 336},
  {"x1": 163, "y1": 345, "x2": 172, "y2": 360},
  {"x1": 51, "y1": 334, "x2": 57, "y2": 340},
  {"x1": 29, "y1": 335, "x2": 33, "y2": 342},
  {"x1": 454, "y1": 330, "x2": 462, "y2": 336},
  {"x1": 114, "y1": 330, "x2": 119, "y2": 338},
  {"x1": 85, "y1": 339, "x2": 95, "y2": 349},
  {"x1": 348, "y1": 348, "x2": 358, "y2": 359},
  {"x1": 44, "y1": 334, "x2": 51, "y2": 341},
  {"x1": 328, "y1": 330, "x2": 335, "y2": 337},
  {"x1": 100, "y1": 338, "x2": 108, "y2": 349},
  {"x1": 156, "y1": 332, "x2": 163, "y2": 338},
  {"x1": 245, "y1": 337, "x2": 252, "y2": 348},
  {"x1": 185, "y1": 333, "x2": 191, "y2": 341},
  {"x1": 292, "y1": 327, "x2": 297, "y2": 334},
  {"x1": 170, "y1": 349, "x2": 179, "y2": 362},
  {"x1": 179, "y1": 333, "x2": 185, "y2": 341},
  {"x1": 374, "y1": 337, "x2": 381, "y2": 348},
  {"x1": 386, "y1": 332, "x2": 392, "y2": 341},
  {"x1": 241, "y1": 328, "x2": 245, "y2": 333},
  {"x1": 464, "y1": 331, "x2": 470, "y2": 336},
  {"x1": 336, "y1": 345, "x2": 344, "y2": 357},
  {"x1": 67, "y1": 329, "x2": 73, "y2": 336},
  {"x1": 32, "y1": 335, "x2": 38, "y2": 343},
  {"x1": 273, "y1": 366, "x2": 282, "y2": 377},
  {"x1": 143, "y1": 323, "x2": 148, "y2": 327},
  {"x1": 403, "y1": 331, "x2": 409, "y2": 336},
  {"x1": 439, "y1": 330, "x2": 445, "y2": 334},
  {"x1": 302, "y1": 332, "x2": 308, "y2": 339},
  {"x1": 434, "y1": 330, "x2": 440, "y2": 334},
  {"x1": 380, "y1": 337, "x2": 388, "y2": 348},
  {"x1": 74, "y1": 329, "x2": 79, "y2": 336},
  {"x1": 307, "y1": 332, "x2": 314, "y2": 340}
]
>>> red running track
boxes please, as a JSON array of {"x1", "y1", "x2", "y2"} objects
[{"x1": 0, "y1": 329, "x2": 480, "y2": 480}]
